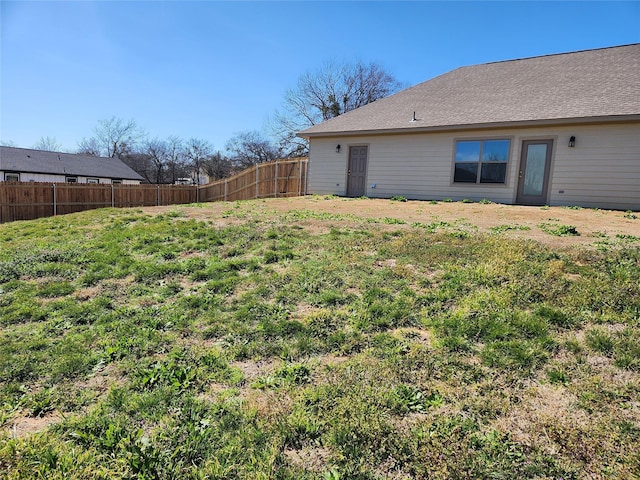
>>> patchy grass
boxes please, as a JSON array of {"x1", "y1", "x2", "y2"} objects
[{"x1": 1, "y1": 202, "x2": 639, "y2": 479}]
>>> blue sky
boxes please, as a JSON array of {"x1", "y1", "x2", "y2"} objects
[{"x1": 1, "y1": 1, "x2": 639, "y2": 153}]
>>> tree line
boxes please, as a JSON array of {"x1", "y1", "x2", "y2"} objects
[
  {"x1": 11, "y1": 61, "x2": 401, "y2": 184},
  {"x1": 29, "y1": 121, "x2": 286, "y2": 185}
]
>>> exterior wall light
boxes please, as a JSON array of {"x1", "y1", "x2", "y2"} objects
[
  {"x1": 568, "y1": 136, "x2": 576, "y2": 148},
  {"x1": 336, "y1": 144, "x2": 341, "y2": 153}
]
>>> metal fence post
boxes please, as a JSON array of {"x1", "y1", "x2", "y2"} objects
[
  {"x1": 224, "y1": 179, "x2": 228, "y2": 201},
  {"x1": 157, "y1": 185, "x2": 160, "y2": 206},
  {"x1": 111, "y1": 184, "x2": 115, "y2": 208}
]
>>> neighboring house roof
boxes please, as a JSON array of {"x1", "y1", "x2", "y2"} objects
[
  {"x1": 299, "y1": 44, "x2": 640, "y2": 137},
  {"x1": 0, "y1": 146, "x2": 145, "y2": 181}
]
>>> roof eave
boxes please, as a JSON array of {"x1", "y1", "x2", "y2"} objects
[
  {"x1": 297, "y1": 115, "x2": 640, "y2": 139},
  {"x1": 0, "y1": 167, "x2": 143, "y2": 181}
]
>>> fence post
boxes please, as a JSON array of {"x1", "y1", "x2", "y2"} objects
[
  {"x1": 157, "y1": 185, "x2": 160, "y2": 206},
  {"x1": 255, "y1": 164, "x2": 259, "y2": 199},
  {"x1": 52, "y1": 183, "x2": 57, "y2": 216},
  {"x1": 196, "y1": 184, "x2": 199, "y2": 203},
  {"x1": 111, "y1": 184, "x2": 114, "y2": 208},
  {"x1": 224, "y1": 179, "x2": 228, "y2": 202},
  {"x1": 274, "y1": 160, "x2": 278, "y2": 198}
]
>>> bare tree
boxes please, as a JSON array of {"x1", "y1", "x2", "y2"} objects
[
  {"x1": 77, "y1": 136, "x2": 102, "y2": 156},
  {"x1": 203, "y1": 151, "x2": 232, "y2": 181},
  {"x1": 132, "y1": 136, "x2": 189, "y2": 184},
  {"x1": 78, "y1": 117, "x2": 145, "y2": 158},
  {"x1": 226, "y1": 130, "x2": 281, "y2": 169},
  {"x1": 184, "y1": 138, "x2": 212, "y2": 184},
  {"x1": 122, "y1": 151, "x2": 154, "y2": 184},
  {"x1": 270, "y1": 60, "x2": 401, "y2": 156},
  {"x1": 33, "y1": 136, "x2": 62, "y2": 152},
  {"x1": 144, "y1": 138, "x2": 169, "y2": 184},
  {"x1": 165, "y1": 136, "x2": 186, "y2": 184}
]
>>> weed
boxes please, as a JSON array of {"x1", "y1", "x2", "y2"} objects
[
  {"x1": 613, "y1": 328, "x2": 640, "y2": 371},
  {"x1": 546, "y1": 366, "x2": 570, "y2": 385},
  {"x1": 378, "y1": 217, "x2": 406, "y2": 225},
  {"x1": 390, "y1": 195, "x2": 407, "y2": 202},
  {"x1": 616, "y1": 234, "x2": 640, "y2": 242},
  {"x1": 253, "y1": 363, "x2": 311, "y2": 389},
  {"x1": 623, "y1": 210, "x2": 638, "y2": 219},
  {"x1": 481, "y1": 339, "x2": 549, "y2": 373},
  {"x1": 322, "y1": 468, "x2": 341, "y2": 480},
  {"x1": 586, "y1": 328, "x2": 615, "y2": 356},
  {"x1": 538, "y1": 223, "x2": 580, "y2": 236},
  {"x1": 392, "y1": 384, "x2": 443, "y2": 413},
  {"x1": 490, "y1": 224, "x2": 532, "y2": 234},
  {"x1": 411, "y1": 220, "x2": 451, "y2": 232}
]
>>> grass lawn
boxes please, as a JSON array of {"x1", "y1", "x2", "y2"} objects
[{"x1": 1, "y1": 198, "x2": 639, "y2": 479}]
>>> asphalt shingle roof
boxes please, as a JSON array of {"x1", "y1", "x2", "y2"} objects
[
  {"x1": 299, "y1": 44, "x2": 640, "y2": 137},
  {"x1": 0, "y1": 146, "x2": 145, "y2": 181}
]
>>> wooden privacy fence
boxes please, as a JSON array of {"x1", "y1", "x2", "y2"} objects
[
  {"x1": 199, "y1": 157, "x2": 307, "y2": 203},
  {"x1": 0, "y1": 158, "x2": 308, "y2": 223}
]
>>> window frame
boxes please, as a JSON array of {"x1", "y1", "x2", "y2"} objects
[
  {"x1": 65, "y1": 176, "x2": 78, "y2": 183},
  {"x1": 4, "y1": 172, "x2": 20, "y2": 182},
  {"x1": 87, "y1": 178, "x2": 100, "y2": 184},
  {"x1": 452, "y1": 137, "x2": 512, "y2": 185},
  {"x1": 111, "y1": 179, "x2": 123, "y2": 184}
]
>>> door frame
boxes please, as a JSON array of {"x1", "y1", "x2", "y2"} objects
[
  {"x1": 345, "y1": 145, "x2": 369, "y2": 197},
  {"x1": 516, "y1": 139, "x2": 555, "y2": 206}
]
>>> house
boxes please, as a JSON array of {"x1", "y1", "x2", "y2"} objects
[
  {"x1": 298, "y1": 44, "x2": 640, "y2": 211},
  {"x1": 0, "y1": 146, "x2": 145, "y2": 184}
]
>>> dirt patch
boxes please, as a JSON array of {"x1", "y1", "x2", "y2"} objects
[
  {"x1": 284, "y1": 446, "x2": 333, "y2": 472},
  {"x1": 75, "y1": 363, "x2": 126, "y2": 397},
  {"x1": 4, "y1": 411, "x2": 63, "y2": 439},
  {"x1": 390, "y1": 327, "x2": 432, "y2": 346},
  {"x1": 232, "y1": 359, "x2": 279, "y2": 382},
  {"x1": 141, "y1": 198, "x2": 640, "y2": 249},
  {"x1": 492, "y1": 383, "x2": 588, "y2": 451}
]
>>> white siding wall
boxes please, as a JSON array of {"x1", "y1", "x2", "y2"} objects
[
  {"x1": 0, "y1": 172, "x2": 141, "y2": 184},
  {"x1": 307, "y1": 122, "x2": 640, "y2": 210},
  {"x1": 547, "y1": 124, "x2": 639, "y2": 210}
]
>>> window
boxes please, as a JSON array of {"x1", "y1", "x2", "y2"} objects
[
  {"x1": 66, "y1": 176, "x2": 78, "y2": 183},
  {"x1": 454, "y1": 139, "x2": 510, "y2": 184},
  {"x1": 87, "y1": 178, "x2": 99, "y2": 184},
  {"x1": 4, "y1": 173, "x2": 19, "y2": 182},
  {"x1": 111, "y1": 179, "x2": 123, "y2": 184}
]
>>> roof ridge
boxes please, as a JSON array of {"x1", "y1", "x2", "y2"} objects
[
  {"x1": 476, "y1": 43, "x2": 640, "y2": 68},
  {"x1": 2, "y1": 145, "x2": 80, "y2": 156}
]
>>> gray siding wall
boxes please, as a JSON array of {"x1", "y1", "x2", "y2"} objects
[{"x1": 307, "y1": 122, "x2": 640, "y2": 210}]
